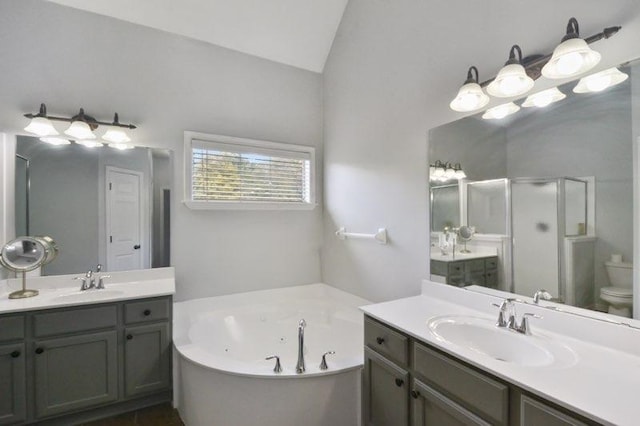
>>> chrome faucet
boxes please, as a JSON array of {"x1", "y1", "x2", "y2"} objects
[
  {"x1": 492, "y1": 299, "x2": 542, "y2": 335},
  {"x1": 296, "y1": 319, "x2": 306, "y2": 374},
  {"x1": 77, "y1": 265, "x2": 109, "y2": 291},
  {"x1": 533, "y1": 289, "x2": 552, "y2": 304}
]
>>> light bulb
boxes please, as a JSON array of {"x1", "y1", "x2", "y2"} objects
[
  {"x1": 40, "y1": 137, "x2": 71, "y2": 145},
  {"x1": 573, "y1": 68, "x2": 628, "y2": 94},
  {"x1": 482, "y1": 102, "x2": 520, "y2": 120},
  {"x1": 76, "y1": 140, "x2": 102, "y2": 148},
  {"x1": 108, "y1": 142, "x2": 134, "y2": 150},
  {"x1": 522, "y1": 87, "x2": 566, "y2": 108}
]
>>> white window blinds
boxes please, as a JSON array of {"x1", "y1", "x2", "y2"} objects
[{"x1": 189, "y1": 138, "x2": 313, "y2": 206}]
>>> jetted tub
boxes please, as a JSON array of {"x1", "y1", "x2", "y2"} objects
[{"x1": 173, "y1": 283, "x2": 370, "y2": 426}]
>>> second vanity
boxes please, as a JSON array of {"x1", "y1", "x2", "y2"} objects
[
  {"x1": 0, "y1": 267, "x2": 175, "y2": 426},
  {"x1": 362, "y1": 280, "x2": 640, "y2": 426}
]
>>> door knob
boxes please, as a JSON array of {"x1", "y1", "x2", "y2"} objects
[{"x1": 133, "y1": 244, "x2": 141, "y2": 250}]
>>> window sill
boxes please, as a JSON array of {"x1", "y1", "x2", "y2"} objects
[{"x1": 183, "y1": 200, "x2": 317, "y2": 211}]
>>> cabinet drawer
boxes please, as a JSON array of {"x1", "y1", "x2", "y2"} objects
[
  {"x1": 125, "y1": 298, "x2": 170, "y2": 324},
  {"x1": 485, "y1": 270, "x2": 498, "y2": 288},
  {"x1": 467, "y1": 259, "x2": 485, "y2": 272},
  {"x1": 0, "y1": 315, "x2": 25, "y2": 342},
  {"x1": 448, "y1": 262, "x2": 464, "y2": 275},
  {"x1": 485, "y1": 258, "x2": 498, "y2": 270},
  {"x1": 430, "y1": 260, "x2": 448, "y2": 276},
  {"x1": 520, "y1": 395, "x2": 587, "y2": 426},
  {"x1": 34, "y1": 305, "x2": 117, "y2": 337},
  {"x1": 365, "y1": 317, "x2": 409, "y2": 366},
  {"x1": 413, "y1": 342, "x2": 509, "y2": 425}
]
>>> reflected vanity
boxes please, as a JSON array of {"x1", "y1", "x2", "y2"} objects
[{"x1": 429, "y1": 57, "x2": 640, "y2": 318}]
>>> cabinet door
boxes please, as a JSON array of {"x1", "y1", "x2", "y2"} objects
[
  {"x1": 363, "y1": 347, "x2": 409, "y2": 426},
  {"x1": 411, "y1": 379, "x2": 490, "y2": 426},
  {"x1": 520, "y1": 395, "x2": 587, "y2": 426},
  {"x1": 0, "y1": 343, "x2": 26, "y2": 425},
  {"x1": 34, "y1": 331, "x2": 118, "y2": 418},
  {"x1": 124, "y1": 322, "x2": 170, "y2": 397}
]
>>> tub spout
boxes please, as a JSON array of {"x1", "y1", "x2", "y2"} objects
[{"x1": 296, "y1": 319, "x2": 306, "y2": 373}]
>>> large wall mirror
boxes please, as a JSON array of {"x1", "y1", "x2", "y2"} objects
[
  {"x1": 429, "y1": 57, "x2": 640, "y2": 319},
  {"x1": 9, "y1": 136, "x2": 173, "y2": 276}
]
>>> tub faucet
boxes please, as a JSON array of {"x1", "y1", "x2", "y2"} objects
[{"x1": 296, "y1": 319, "x2": 306, "y2": 374}]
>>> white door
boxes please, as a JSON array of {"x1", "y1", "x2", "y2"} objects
[{"x1": 106, "y1": 168, "x2": 143, "y2": 271}]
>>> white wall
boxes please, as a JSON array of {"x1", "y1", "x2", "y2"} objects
[
  {"x1": 322, "y1": 0, "x2": 640, "y2": 302},
  {"x1": 0, "y1": 0, "x2": 323, "y2": 300}
]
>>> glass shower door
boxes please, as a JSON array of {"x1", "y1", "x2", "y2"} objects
[{"x1": 511, "y1": 180, "x2": 560, "y2": 298}]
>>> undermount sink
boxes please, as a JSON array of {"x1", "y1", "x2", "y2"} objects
[
  {"x1": 53, "y1": 289, "x2": 125, "y2": 303},
  {"x1": 427, "y1": 315, "x2": 577, "y2": 368}
]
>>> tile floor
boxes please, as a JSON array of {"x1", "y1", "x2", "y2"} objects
[{"x1": 80, "y1": 403, "x2": 184, "y2": 426}]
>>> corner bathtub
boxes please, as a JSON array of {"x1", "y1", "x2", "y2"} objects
[{"x1": 173, "y1": 283, "x2": 370, "y2": 426}]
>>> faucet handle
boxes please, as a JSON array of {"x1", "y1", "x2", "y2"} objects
[
  {"x1": 519, "y1": 313, "x2": 543, "y2": 335},
  {"x1": 319, "y1": 351, "x2": 336, "y2": 370},
  {"x1": 96, "y1": 275, "x2": 111, "y2": 290},
  {"x1": 265, "y1": 355, "x2": 282, "y2": 373},
  {"x1": 74, "y1": 276, "x2": 90, "y2": 291},
  {"x1": 96, "y1": 264, "x2": 102, "y2": 273}
]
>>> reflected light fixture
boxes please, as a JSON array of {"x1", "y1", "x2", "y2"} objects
[
  {"x1": 522, "y1": 87, "x2": 566, "y2": 108},
  {"x1": 23, "y1": 104, "x2": 58, "y2": 137},
  {"x1": 39, "y1": 137, "x2": 71, "y2": 146},
  {"x1": 449, "y1": 66, "x2": 490, "y2": 112},
  {"x1": 76, "y1": 139, "x2": 103, "y2": 148},
  {"x1": 429, "y1": 161, "x2": 466, "y2": 181},
  {"x1": 542, "y1": 18, "x2": 601, "y2": 79},
  {"x1": 573, "y1": 67, "x2": 628, "y2": 93},
  {"x1": 482, "y1": 102, "x2": 520, "y2": 120},
  {"x1": 487, "y1": 45, "x2": 535, "y2": 98}
]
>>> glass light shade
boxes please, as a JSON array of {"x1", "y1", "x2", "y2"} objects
[
  {"x1": 102, "y1": 128, "x2": 131, "y2": 143},
  {"x1": 573, "y1": 67, "x2": 628, "y2": 93},
  {"x1": 76, "y1": 140, "x2": 102, "y2": 148},
  {"x1": 482, "y1": 102, "x2": 520, "y2": 120},
  {"x1": 24, "y1": 117, "x2": 59, "y2": 137},
  {"x1": 522, "y1": 87, "x2": 566, "y2": 108},
  {"x1": 449, "y1": 82, "x2": 490, "y2": 112},
  {"x1": 432, "y1": 165, "x2": 445, "y2": 177},
  {"x1": 108, "y1": 142, "x2": 134, "y2": 150},
  {"x1": 39, "y1": 137, "x2": 71, "y2": 146},
  {"x1": 64, "y1": 121, "x2": 96, "y2": 140},
  {"x1": 486, "y1": 64, "x2": 535, "y2": 98},
  {"x1": 541, "y1": 38, "x2": 601, "y2": 79},
  {"x1": 444, "y1": 165, "x2": 456, "y2": 179},
  {"x1": 454, "y1": 169, "x2": 466, "y2": 179}
]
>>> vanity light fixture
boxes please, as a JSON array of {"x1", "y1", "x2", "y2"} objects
[
  {"x1": 573, "y1": 67, "x2": 628, "y2": 93},
  {"x1": 541, "y1": 18, "x2": 601, "y2": 79},
  {"x1": 487, "y1": 45, "x2": 535, "y2": 98},
  {"x1": 23, "y1": 104, "x2": 137, "y2": 146},
  {"x1": 449, "y1": 66, "x2": 490, "y2": 112},
  {"x1": 482, "y1": 102, "x2": 520, "y2": 120},
  {"x1": 23, "y1": 104, "x2": 59, "y2": 137},
  {"x1": 522, "y1": 87, "x2": 566, "y2": 108}
]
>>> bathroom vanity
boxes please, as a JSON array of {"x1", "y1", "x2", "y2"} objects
[
  {"x1": 0, "y1": 268, "x2": 175, "y2": 425},
  {"x1": 362, "y1": 280, "x2": 640, "y2": 426},
  {"x1": 430, "y1": 254, "x2": 499, "y2": 288}
]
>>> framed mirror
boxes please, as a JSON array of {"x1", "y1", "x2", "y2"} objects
[
  {"x1": 428, "y1": 57, "x2": 639, "y2": 318},
  {"x1": 7, "y1": 136, "x2": 173, "y2": 276}
]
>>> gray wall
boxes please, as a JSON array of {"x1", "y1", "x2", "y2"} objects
[
  {"x1": 0, "y1": 0, "x2": 323, "y2": 300},
  {"x1": 322, "y1": 0, "x2": 640, "y2": 302}
]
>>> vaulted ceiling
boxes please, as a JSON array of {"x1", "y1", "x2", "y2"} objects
[{"x1": 46, "y1": 0, "x2": 349, "y2": 73}]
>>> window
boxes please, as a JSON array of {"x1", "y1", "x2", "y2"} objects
[{"x1": 184, "y1": 132, "x2": 316, "y2": 210}]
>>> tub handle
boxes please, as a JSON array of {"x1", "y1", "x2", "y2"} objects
[
  {"x1": 319, "y1": 351, "x2": 336, "y2": 370},
  {"x1": 265, "y1": 355, "x2": 282, "y2": 373}
]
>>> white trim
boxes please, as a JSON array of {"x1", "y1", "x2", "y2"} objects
[
  {"x1": 634, "y1": 136, "x2": 640, "y2": 319},
  {"x1": 183, "y1": 131, "x2": 317, "y2": 210}
]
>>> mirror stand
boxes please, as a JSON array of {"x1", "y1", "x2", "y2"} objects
[{"x1": 9, "y1": 272, "x2": 39, "y2": 299}]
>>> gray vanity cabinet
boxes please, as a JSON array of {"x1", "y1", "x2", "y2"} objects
[
  {"x1": 363, "y1": 347, "x2": 410, "y2": 426},
  {"x1": 124, "y1": 322, "x2": 171, "y2": 397},
  {"x1": 364, "y1": 315, "x2": 597, "y2": 426},
  {"x1": 431, "y1": 256, "x2": 499, "y2": 288},
  {"x1": 0, "y1": 342, "x2": 26, "y2": 425},
  {"x1": 33, "y1": 331, "x2": 118, "y2": 418}
]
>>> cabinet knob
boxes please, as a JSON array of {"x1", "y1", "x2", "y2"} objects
[
  {"x1": 395, "y1": 378, "x2": 404, "y2": 387},
  {"x1": 126, "y1": 334, "x2": 133, "y2": 340},
  {"x1": 143, "y1": 309, "x2": 151, "y2": 316},
  {"x1": 11, "y1": 350, "x2": 20, "y2": 358},
  {"x1": 376, "y1": 337, "x2": 385, "y2": 345},
  {"x1": 35, "y1": 347, "x2": 44, "y2": 354},
  {"x1": 411, "y1": 390, "x2": 420, "y2": 399}
]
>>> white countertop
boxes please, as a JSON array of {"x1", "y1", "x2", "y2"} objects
[
  {"x1": 361, "y1": 280, "x2": 640, "y2": 426},
  {"x1": 0, "y1": 267, "x2": 175, "y2": 314},
  {"x1": 430, "y1": 250, "x2": 498, "y2": 262}
]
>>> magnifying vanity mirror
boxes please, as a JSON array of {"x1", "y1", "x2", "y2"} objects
[
  {"x1": 0, "y1": 236, "x2": 53, "y2": 298},
  {"x1": 6, "y1": 136, "x2": 173, "y2": 276},
  {"x1": 429, "y1": 56, "x2": 640, "y2": 319}
]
